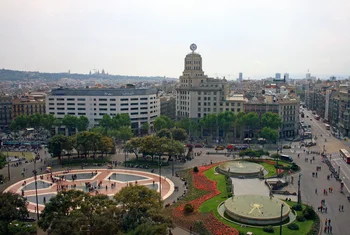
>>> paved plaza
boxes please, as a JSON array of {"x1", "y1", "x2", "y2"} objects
[{"x1": 4, "y1": 169, "x2": 174, "y2": 213}]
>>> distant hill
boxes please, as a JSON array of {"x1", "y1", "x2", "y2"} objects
[{"x1": 0, "y1": 69, "x2": 175, "y2": 81}]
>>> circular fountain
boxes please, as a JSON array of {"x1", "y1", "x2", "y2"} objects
[
  {"x1": 217, "y1": 161, "x2": 264, "y2": 178},
  {"x1": 223, "y1": 195, "x2": 290, "y2": 225}
]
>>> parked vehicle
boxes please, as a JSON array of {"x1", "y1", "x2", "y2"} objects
[
  {"x1": 280, "y1": 154, "x2": 293, "y2": 162},
  {"x1": 195, "y1": 143, "x2": 204, "y2": 148},
  {"x1": 215, "y1": 145, "x2": 225, "y2": 151},
  {"x1": 283, "y1": 145, "x2": 291, "y2": 149}
]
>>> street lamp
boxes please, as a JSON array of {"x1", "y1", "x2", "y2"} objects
[
  {"x1": 280, "y1": 203, "x2": 284, "y2": 235},
  {"x1": 159, "y1": 160, "x2": 162, "y2": 206},
  {"x1": 297, "y1": 174, "x2": 302, "y2": 204},
  {"x1": 32, "y1": 168, "x2": 40, "y2": 220},
  {"x1": 7, "y1": 148, "x2": 10, "y2": 181}
]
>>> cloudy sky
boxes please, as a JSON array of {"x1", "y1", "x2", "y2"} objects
[{"x1": 1, "y1": 0, "x2": 350, "y2": 79}]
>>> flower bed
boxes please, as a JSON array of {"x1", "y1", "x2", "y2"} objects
[{"x1": 172, "y1": 164, "x2": 239, "y2": 235}]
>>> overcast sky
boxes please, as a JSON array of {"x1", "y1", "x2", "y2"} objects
[{"x1": 1, "y1": 0, "x2": 350, "y2": 79}]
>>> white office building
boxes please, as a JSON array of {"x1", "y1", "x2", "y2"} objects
[{"x1": 46, "y1": 88, "x2": 160, "y2": 130}]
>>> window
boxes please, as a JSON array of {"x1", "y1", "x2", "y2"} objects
[
  {"x1": 130, "y1": 98, "x2": 138, "y2": 101},
  {"x1": 214, "y1": 108, "x2": 216, "y2": 112},
  {"x1": 67, "y1": 108, "x2": 75, "y2": 110},
  {"x1": 99, "y1": 108, "x2": 107, "y2": 111},
  {"x1": 131, "y1": 112, "x2": 138, "y2": 115},
  {"x1": 208, "y1": 97, "x2": 211, "y2": 100},
  {"x1": 121, "y1": 108, "x2": 128, "y2": 111},
  {"x1": 78, "y1": 108, "x2": 85, "y2": 110},
  {"x1": 49, "y1": 107, "x2": 54, "y2": 110},
  {"x1": 57, "y1": 112, "x2": 65, "y2": 115},
  {"x1": 198, "y1": 108, "x2": 201, "y2": 112},
  {"x1": 110, "y1": 103, "x2": 116, "y2": 106},
  {"x1": 140, "y1": 107, "x2": 148, "y2": 110},
  {"x1": 57, "y1": 98, "x2": 64, "y2": 101},
  {"x1": 57, "y1": 103, "x2": 64, "y2": 106},
  {"x1": 67, "y1": 103, "x2": 75, "y2": 106},
  {"x1": 78, "y1": 103, "x2": 85, "y2": 106},
  {"x1": 204, "y1": 108, "x2": 207, "y2": 111},
  {"x1": 77, "y1": 98, "x2": 85, "y2": 101},
  {"x1": 198, "y1": 97, "x2": 201, "y2": 100},
  {"x1": 140, "y1": 112, "x2": 147, "y2": 114},
  {"x1": 140, "y1": 97, "x2": 148, "y2": 100},
  {"x1": 49, "y1": 103, "x2": 54, "y2": 105},
  {"x1": 67, "y1": 98, "x2": 75, "y2": 101},
  {"x1": 204, "y1": 97, "x2": 207, "y2": 101},
  {"x1": 99, "y1": 113, "x2": 106, "y2": 116},
  {"x1": 198, "y1": 113, "x2": 201, "y2": 117},
  {"x1": 237, "y1": 108, "x2": 240, "y2": 112},
  {"x1": 78, "y1": 113, "x2": 86, "y2": 115},
  {"x1": 99, "y1": 98, "x2": 107, "y2": 101},
  {"x1": 110, "y1": 98, "x2": 116, "y2": 101},
  {"x1": 131, "y1": 103, "x2": 138, "y2": 106},
  {"x1": 49, "y1": 112, "x2": 55, "y2": 114},
  {"x1": 110, "y1": 108, "x2": 116, "y2": 111},
  {"x1": 99, "y1": 103, "x2": 107, "y2": 106},
  {"x1": 140, "y1": 102, "x2": 147, "y2": 105},
  {"x1": 120, "y1": 98, "x2": 128, "y2": 101},
  {"x1": 121, "y1": 103, "x2": 128, "y2": 106},
  {"x1": 49, "y1": 98, "x2": 54, "y2": 101},
  {"x1": 68, "y1": 112, "x2": 75, "y2": 115},
  {"x1": 131, "y1": 107, "x2": 138, "y2": 110}
]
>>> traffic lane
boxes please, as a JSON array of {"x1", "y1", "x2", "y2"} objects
[{"x1": 289, "y1": 150, "x2": 349, "y2": 234}]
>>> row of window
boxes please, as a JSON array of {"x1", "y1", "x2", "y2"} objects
[
  {"x1": 49, "y1": 107, "x2": 149, "y2": 111},
  {"x1": 50, "y1": 102, "x2": 155, "y2": 106},
  {"x1": 51, "y1": 111, "x2": 149, "y2": 116},
  {"x1": 49, "y1": 97, "x2": 150, "y2": 101}
]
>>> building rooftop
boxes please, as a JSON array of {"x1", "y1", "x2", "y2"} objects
[{"x1": 49, "y1": 88, "x2": 158, "y2": 96}]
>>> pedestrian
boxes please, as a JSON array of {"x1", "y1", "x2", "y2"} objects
[
  {"x1": 339, "y1": 205, "x2": 341, "y2": 211},
  {"x1": 342, "y1": 205, "x2": 344, "y2": 211},
  {"x1": 106, "y1": 185, "x2": 108, "y2": 190},
  {"x1": 324, "y1": 226, "x2": 327, "y2": 233},
  {"x1": 325, "y1": 219, "x2": 328, "y2": 226},
  {"x1": 43, "y1": 197, "x2": 46, "y2": 204},
  {"x1": 316, "y1": 172, "x2": 318, "y2": 177},
  {"x1": 330, "y1": 226, "x2": 332, "y2": 233},
  {"x1": 328, "y1": 219, "x2": 331, "y2": 225}
]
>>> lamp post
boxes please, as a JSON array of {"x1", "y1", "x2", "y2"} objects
[
  {"x1": 280, "y1": 203, "x2": 284, "y2": 235},
  {"x1": 171, "y1": 132, "x2": 175, "y2": 177},
  {"x1": 159, "y1": 160, "x2": 162, "y2": 206},
  {"x1": 7, "y1": 148, "x2": 10, "y2": 181},
  {"x1": 297, "y1": 174, "x2": 302, "y2": 204},
  {"x1": 32, "y1": 168, "x2": 40, "y2": 220}
]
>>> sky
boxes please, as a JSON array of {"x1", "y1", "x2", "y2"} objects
[{"x1": 1, "y1": 0, "x2": 350, "y2": 79}]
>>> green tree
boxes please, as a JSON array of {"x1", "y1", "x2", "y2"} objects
[
  {"x1": 261, "y1": 112, "x2": 282, "y2": 129},
  {"x1": 243, "y1": 112, "x2": 260, "y2": 137},
  {"x1": 153, "y1": 116, "x2": 174, "y2": 132},
  {"x1": 217, "y1": 111, "x2": 235, "y2": 139},
  {"x1": 47, "y1": 135, "x2": 70, "y2": 160},
  {"x1": 157, "y1": 129, "x2": 172, "y2": 139},
  {"x1": 171, "y1": 128, "x2": 188, "y2": 141},
  {"x1": 41, "y1": 114, "x2": 57, "y2": 134},
  {"x1": 199, "y1": 113, "x2": 217, "y2": 139},
  {"x1": 141, "y1": 122, "x2": 150, "y2": 135},
  {"x1": 114, "y1": 184, "x2": 172, "y2": 233},
  {"x1": 0, "y1": 192, "x2": 29, "y2": 235},
  {"x1": 62, "y1": 115, "x2": 79, "y2": 135},
  {"x1": 99, "y1": 114, "x2": 112, "y2": 133},
  {"x1": 234, "y1": 112, "x2": 246, "y2": 140},
  {"x1": 118, "y1": 126, "x2": 134, "y2": 143},
  {"x1": 125, "y1": 137, "x2": 142, "y2": 161},
  {"x1": 0, "y1": 152, "x2": 6, "y2": 169},
  {"x1": 76, "y1": 116, "x2": 89, "y2": 132},
  {"x1": 260, "y1": 127, "x2": 278, "y2": 143},
  {"x1": 176, "y1": 118, "x2": 200, "y2": 137}
]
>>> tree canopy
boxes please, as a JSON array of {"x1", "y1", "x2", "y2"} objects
[
  {"x1": 153, "y1": 116, "x2": 174, "y2": 132},
  {"x1": 260, "y1": 127, "x2": 278, "y2": 143},
  {"x1": 38, "y1": 186, "x2": 172, "y2": 235},
  {"x1": 261, "y1": 112, "x2": 282, "y2": 129}
]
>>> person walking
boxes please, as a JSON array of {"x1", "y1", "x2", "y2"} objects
[{"x1": 315, "y1": 188, "x2": 317, "y2": 194}]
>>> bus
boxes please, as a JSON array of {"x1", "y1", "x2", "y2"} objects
[
  {"x1": 325, "y1": 124, "x2": 330, "y2": 130},
  {"x1": 302, "y1": 131, "x2": 312, "y2": 139},
  {"x1": 280, "y1": 154, "x2": 294, "y2": 163},
  {"x1": 314, "y1": 115, "x2": 320, "y2": 120},
  {"x1": 339, "y1": 149, "x2": 350, "y2": 164}
]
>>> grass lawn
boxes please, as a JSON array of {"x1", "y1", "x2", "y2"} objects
[
  {"x1": 7, "y1": 151, "x2": 34, "y2": 160},
  {"x1": 198, "y1": 166, "x2": 317, "y2": 235},
  {"x1": 260, "y1": 162, "x2": 277, "y2": 178}
]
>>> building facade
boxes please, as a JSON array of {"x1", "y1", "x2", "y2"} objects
[
  {"x1": 160, "y1": 96, "x2": 176, "y2": 120},
  {"x1": 12, "y1": 94, "x2": 46, "y2": 119},
  {"x1": 176, "y1": 45, "x2": 244, "y2": 120},
  {"x1": 0, "y1": 95, "x2": 12, "y2": 128},
  {"x1": 46, "y1": 88, "x2": 160, "y2": 130}
]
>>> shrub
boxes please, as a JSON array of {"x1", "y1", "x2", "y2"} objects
[
  {"x1": 270, "y1": 153, "x2": 280, "y2": 159},
  {"x1": 291, "y1": 163, "x2": 300, "y2": 171},
  {"x1": 263, "y1": 225, "x2": 275, "y2": 233},
  {"x1": 193, "y1": 166, "x2": 199, "y2": 173},
  {"x1": 184, "y1": 203, "x2": 194, "y2": 214},
  {"x1": 303, "y1": 206, "x2": 316, "y2": 220},
  {"x1": 296, "y1": 215, "x2": 306, "y2": 222},
  {"x1": 292, "y1": 204, "x2": 303, "y2": 211},
  {"x1": 287, "y1": 223, "x2": 299, "y2": 230}
]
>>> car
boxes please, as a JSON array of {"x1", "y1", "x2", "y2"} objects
[
  {"x1": 215, "y1": 145, "x2": 225, "y2": 151},
  {"x1": 195, "y1": 143, "x2": 204, "y2": 148},
  {"x1": 186, "y1": 144, "x2": 193, "y2": 148},
  {"x1": 283, "y1": 145, "x2": 291, "y2": 149},
  {"x1": 306, "y1": 115, "x2": 309, "y2": 118}
]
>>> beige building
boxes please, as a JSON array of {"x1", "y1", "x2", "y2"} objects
[
  {"x1": 12, "y1": 93, "x2": 46, "y2": 119},
  {"x1": 176, "y1": 45, "x2": 244, "y2": 120}
]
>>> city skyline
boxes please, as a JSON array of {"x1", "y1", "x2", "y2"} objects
[{"x1": 1, "y1": 0, "x2": 350, "y2": 79}]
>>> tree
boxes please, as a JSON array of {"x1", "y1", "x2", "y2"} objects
[
  {"x1": 118, "y1": 126, "x2": 134, "y2": 143},
  {"x1": 261, "y1": 112, "x2": 282, "y2": 129},
  {"x1": 62, "y1": 115, "x2": 79, "y2": 135},
  {"x1": 114, "y1": 184, "x2": 172, "y2": 233},
  {"x1": 217, "y1": 111, "x2": 235, "y2": 139},
  {"x1": 0, "y1": 192, "x2": 29, "y2": 235},
  {"x1": 199, "y1": 113, "x2": 217, "y2": 139},
  {"x1": 99, "y1": 136, "x2": 114, "y2": 156},
  {"x1": 99, "y1": 114, "x2": 112, "y2": 133},
  {"x1": 260, "y1": 127, "x2": 278, "y2": 143},
  {"x1": 176, "y1": 118, "x2": 200, "y2": 137},
  {"x1": 125, "y1": 137, "x2": 142, "y2": 161},
  {"x1": 76, "y1": 116, "x2": 89, "y2": 132},
  {"x1": 47, "y1": 135, "x2": 70, "y2": 160},
  {"x1": 0, "y1": 152, "x2": 6, "y2": 169},
  {"x1": 171, "y1": 128, "x2": 188, "y2": 141},
  {"x1": 153, "y1": 116, "x2": 174, "y2": 132},
  {"x1": 141, "y1": 122, "x2": 150, "y2": 135},
  {"x1": 157, "y1": 129, "x2": 172, "y2": 139}
]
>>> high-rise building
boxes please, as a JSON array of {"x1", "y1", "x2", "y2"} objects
[
  {"x1": 176, "y1": 44, "x2": 244, "y2": 120},
  {"x1": 239, "y1": 72, "x2": 243, "y2": 81},
  {"x1": 284, "y1": 73, "x2": 289, "y2": 80},
  {"x1": 275, "y1": 73, "x2": 281, "y2": 79}
]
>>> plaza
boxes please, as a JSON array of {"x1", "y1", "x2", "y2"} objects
[{"x1": 4, "y1": 169, "x2": 175, "y2": 213}]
